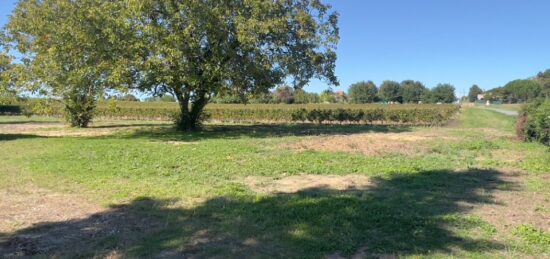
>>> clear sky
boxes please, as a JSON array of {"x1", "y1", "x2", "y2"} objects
[{"x1": 2, "y1": 0, "x2": 550, "y2": 96}]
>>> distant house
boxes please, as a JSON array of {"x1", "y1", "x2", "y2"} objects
[{"x1": 477, "y1": 93, "x2": 485, "y2": 100}]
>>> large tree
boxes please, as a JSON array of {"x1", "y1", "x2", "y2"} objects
[
  {"x1": 348, "y1": 81, "x2": 377, "y2": 103},
  {"x1": 401, "y1": 80, "x2": 426, "y2": 103},
  {"x1": 5, "y1": 0, "x2": 133, "y2": 127},
  {"x1": 124, "y1": 0, "x2": 339, "y2": 130},
  {"x1": 378, "y1": 80, "x2": 402, "y2": 103},
  {"x1": 467, "y1": 84, "x2": 483, "y2": 102}
]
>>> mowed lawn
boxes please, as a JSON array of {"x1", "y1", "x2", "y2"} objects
[{"x1": 0, "y1": 108, "x2": 549, "y2": 258}]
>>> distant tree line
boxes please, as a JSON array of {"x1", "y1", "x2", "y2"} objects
[
  {"x1": 214, "y1": 80, "x2": 456, "y2": 104},
  {"x1": 479, "y1": 69, "x2": 550, "y2": 103}
]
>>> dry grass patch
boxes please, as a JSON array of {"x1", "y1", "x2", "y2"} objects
[
  {"x1": 0, "y1": 121, "x2": 163, "y2": 137},
  {"x1": 287, "y1": 130, "x2": 458, "y2": 156},
  {"x1": 0, "y1": 186, "x2": 103, "y2": 234},
  {"x1": 245, "y1": 174, "x2": 372, "y2": 194}
]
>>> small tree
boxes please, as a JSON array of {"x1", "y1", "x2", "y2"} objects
[
  {"x1": 379, "y1": 80, "x2": 402, "y2": 103},
  {"x1": 468, "y1": 84, "x2": 483, "y2": 102},
  {"x1": 5, "y1": 0, "x2": 132, "y2": 127},
  {"x1": 348, "y1": 81, "x2": 377, "y2": 103}
]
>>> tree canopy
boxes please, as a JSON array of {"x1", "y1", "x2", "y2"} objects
[
  {"x1": 401, "y1": 80, "x2": 426, "y2": 103},
  {"x1": 378, "y1": 80, "x2": 402, "y2": 103},
  {"x1": 4, "y1": 0, "x2": 133, "y2": 126},
  {"x1": 467, "y1": 84, "x2": 483, "y2": 102},
  {"x1": 426, "y1": 84, "x2": 456, "y2": 103},
  {"x1": 348, "y1": 81, "x2": 377, "y2": 103},
  {"x1": 536, "y1": 69, "x2": 550, "y2": 99},
  {"x1": 122, "y1": 0, "x2": 339, "y2": 130}
]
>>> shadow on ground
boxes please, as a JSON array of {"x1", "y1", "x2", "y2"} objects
[
  {"x1": 0, "y1": 120, "x2": 60, "y2": 125},
  {"x1": 89, "y1": 123, "x2": 171, "y2": 129},
  {"x1": 124, "y1": 123, "x2": 412, "y2": 142},
  {"x1": 0, "y1": 169, "x2": 514, "y2": 258},
  {"x1": 0, "y1": 134, "x2": 49, "y2": 141}
]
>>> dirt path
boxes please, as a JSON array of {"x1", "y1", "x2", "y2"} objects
[{"x1": 485, "y1": 108, "x2": 519, "y2": 116}]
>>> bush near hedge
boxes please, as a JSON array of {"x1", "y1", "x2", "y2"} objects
[
  {"x1": 517, "y1": 99, "x2": 550, "y2": 145},
  {"x1": 12, "y1": 100, "x2": 460, "y2": 126}
]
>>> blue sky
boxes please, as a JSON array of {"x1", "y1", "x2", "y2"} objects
[{"x1": 2, "y1": 0, "x2": 550, "y2": 97}]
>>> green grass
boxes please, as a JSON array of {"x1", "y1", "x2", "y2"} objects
[{"x1": 1, "y1": 107, "x2": 549, "y2": 258}]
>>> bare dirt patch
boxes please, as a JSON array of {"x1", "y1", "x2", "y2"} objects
[
  {"x1": 245, "y1": 175, "x2": 372, "y2": 194},
  {"x1": 0, "y1": 186, "x2": 167, "y2": 257},
  {"x1": 286, "y1": 131, "x2": 457, "y2": 156},
  {"x1": 0, "y1": 186, "x2": 103, "y2": 234},
  {"x1": 0, "y1": 121, "x2": 157, "y2": 137}
]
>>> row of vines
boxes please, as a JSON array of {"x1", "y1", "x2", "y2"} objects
[{"x1": 2, "y1": 100, "x2": 460, "y2": 126}]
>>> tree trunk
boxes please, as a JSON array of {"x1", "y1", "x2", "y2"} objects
[{"x1": 173, "y1": 88, "x2": 209, "y2": 131}]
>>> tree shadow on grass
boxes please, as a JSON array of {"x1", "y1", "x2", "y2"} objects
[
  {"x1": 0, "y1": 169, "x2": 513, "y2": 258},
  {"x1": 0, "y1": 134, "x2": 49, "y2": 141},
  {"x1": 89, "y1": 122, "x2": 172, "y2": 129},
  {"x1": 124, "y1": 123, "x2": 413, "y2": 142},
  {"x1": 0, "y1": 120, "x2": 60, "y2": 125}
]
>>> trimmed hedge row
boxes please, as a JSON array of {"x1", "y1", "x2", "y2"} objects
[{"x1": 15, "y1": 101, "x2": 460, "y2": 126}]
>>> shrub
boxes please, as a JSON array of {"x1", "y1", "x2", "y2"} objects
[{"x1": 517, "y1": 100, "x2": 550, "y2": 145}]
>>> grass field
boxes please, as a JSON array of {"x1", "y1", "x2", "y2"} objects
[{"x1": 0, "y1": 107, "x2": 549, "y2": 258}]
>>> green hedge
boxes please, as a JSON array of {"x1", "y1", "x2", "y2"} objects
[
  {"x1": 14, "y1": 100, "x2": 460, "y2": 126},
  {"x1": 517, "y1": 100, "x2": 550, "y2": 145}
]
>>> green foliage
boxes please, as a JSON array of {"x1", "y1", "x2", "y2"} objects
[
  {"x1": 502, "y1": 80, "x2": 540, "y2": 102},
  {"x1": 401, "y1": 80, "x2": 427, "y2": 103},
  {"x1": 5, "y1": 0, "x2": 132, "y2": 127},
  {"x1": 536, "y1": 69, "x2": 550, "y2": 99},
  {"x1": 320, "y1": 89, "x2": 337, "y2": 103},
  {"x1": 426, "y1": 84, "x2": 456, "y2": 103},
  {"x1": 0, "y1": 52, "x2": 19, "y2": 105},
  {"x1": 485, "y1": 69, "x2": 550, "y2": 102},
  {"x1": 517, "y1": 99, "x2": 550, "y2": 145},
  {"x1": 468, "y1": 84, "x2": 483, "y2": 102},
  {"x1": 513, "y1": 225, "x2": 550, "y2": 246},
  {"x1": 144, "y1": 95, "x2": 177, "y2": 103},
  {"x1": 294, "y1": 89, "x2": 320, "y2": 104},
  {"x1": 121, "y1": 0, "x2": 339, "y2": 130},
  {"x1": 64, "y1": 87, "x2": 97, "y2": 128},
  {"x1": 117, "y1": 94, "x2": 140, "y2": 102},
  {"x1": 379, "y1": 80, "x2": 402, "y2": 103},
  {"x1": 348, "y1": 81, "x2": 378, "y2": 103}
]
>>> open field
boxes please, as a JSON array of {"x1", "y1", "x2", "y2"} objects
[{"x1": 0, "y1": 107, "x2": 549, "y2": 258}]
